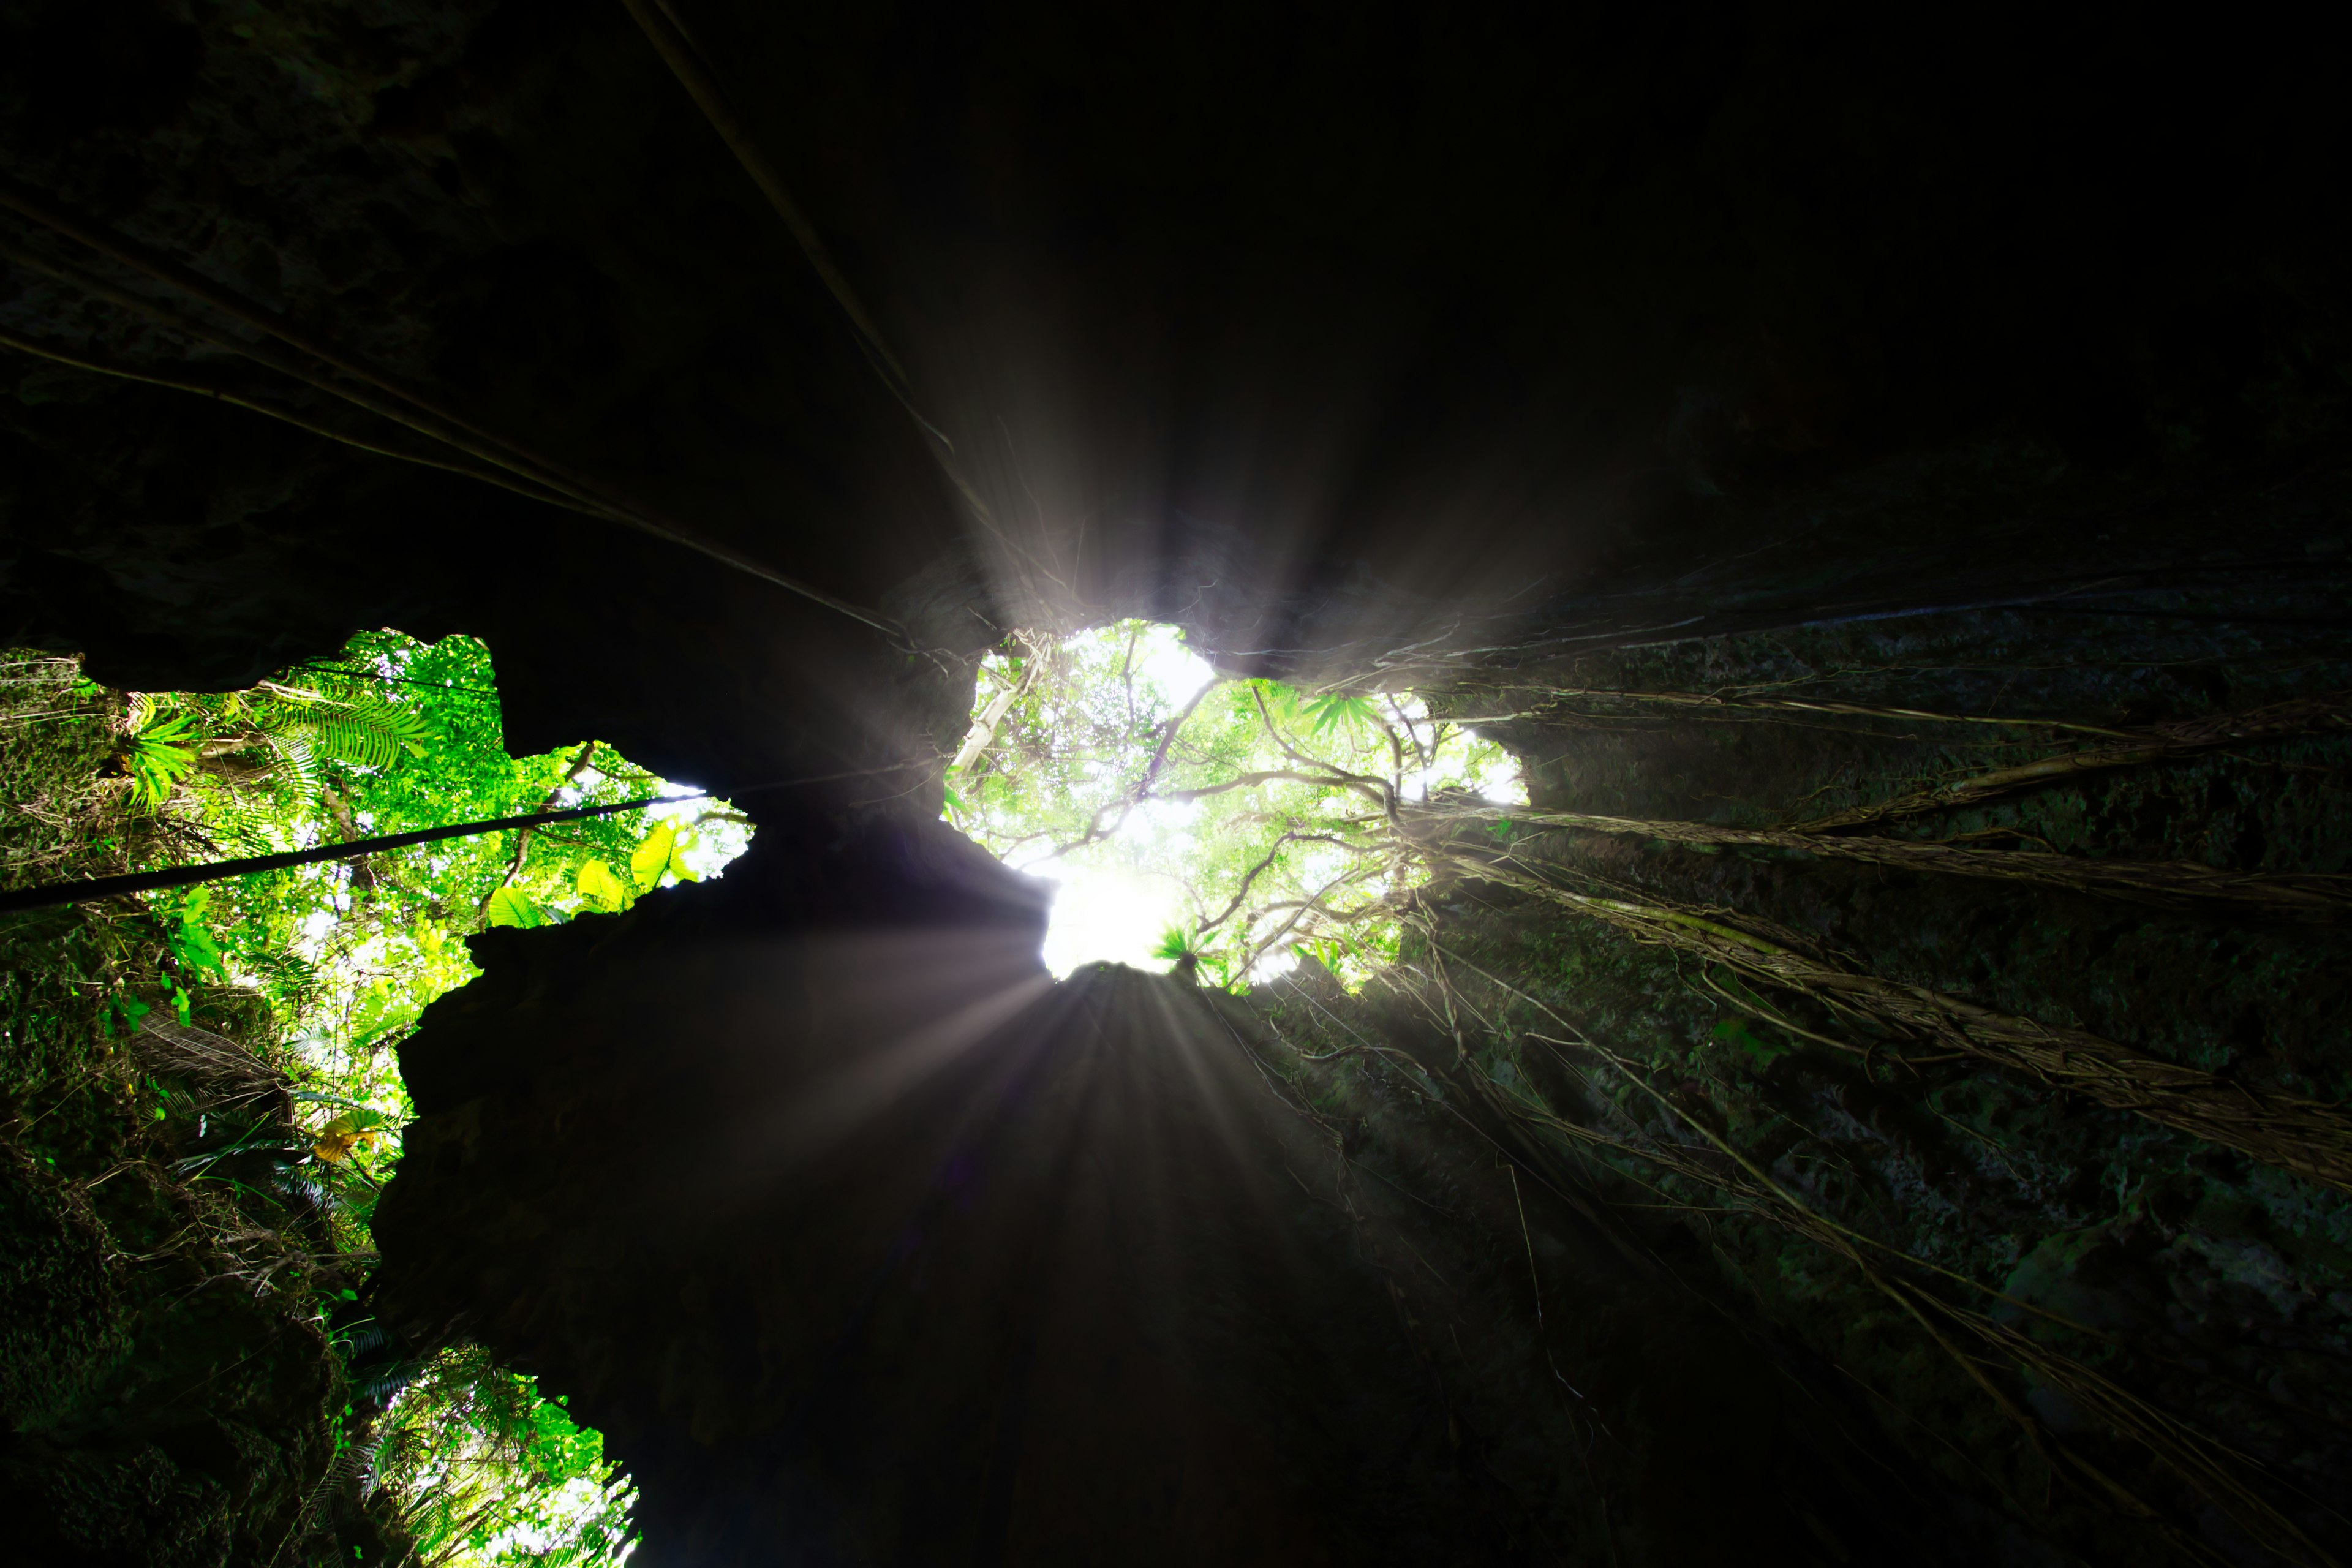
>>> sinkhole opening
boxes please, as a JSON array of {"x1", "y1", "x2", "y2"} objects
[{"x1": 943, "y1": 620, "x2": 1526, "y2": 987}]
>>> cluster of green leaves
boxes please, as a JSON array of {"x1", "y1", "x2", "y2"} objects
[
  {"x1": 133, "y1": 632, "x2": 739, "y2": 1135},
  {"x1": 946, "y1": 622, "x2": 1521, "y2": 988},
  {"x1": 372, "y1": 1347, "x2": 635, "y2": 1567}
]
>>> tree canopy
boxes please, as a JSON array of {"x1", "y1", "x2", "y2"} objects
[{"x1": 946, "y1": 620, "x2": 1523, "y2": 987}]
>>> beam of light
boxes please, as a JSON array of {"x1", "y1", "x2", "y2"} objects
[{"x1": 761, "y1": 930, "x2": 1059, "y2": 1163}]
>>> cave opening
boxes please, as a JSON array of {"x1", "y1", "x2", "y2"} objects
[{"x1": 946, "y1": 617, "x2": 1525, "y2": 982}]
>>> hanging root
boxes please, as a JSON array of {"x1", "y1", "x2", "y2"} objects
[
  {"x1": 1433, "y1": 846, "x2": 2352, "y2": 1196},
  {"x1": 1447, "y1": 681, "x2": 2147, "y2": 739},
  {"x1": 1787, "y1": 691, "x2": 2352, "y2": 833},
  {"x1": 1417, "y1": 804, "x2": 2352, "y2": 921}
]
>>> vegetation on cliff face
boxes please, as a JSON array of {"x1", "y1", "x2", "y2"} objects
[{"x1": 1, "y1": 635, "x2": 745, "y2": 1564}]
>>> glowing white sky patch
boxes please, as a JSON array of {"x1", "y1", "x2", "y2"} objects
[
  {"x1": 1031, "y1": 863, "x2": 1190, "y2": 976},
  {"x1": 1406, "y1": 734, "x2": 1528, "y2": 805},
  {"x1": 1244, "y1": 946, "x2": 1298, "y2": 982},
  {"x1": 1136, "y1": 624, "x2": 1216, "y2": 706}
]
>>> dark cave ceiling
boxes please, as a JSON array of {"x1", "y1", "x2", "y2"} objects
[{"x1": 2, "y1": 0, "x2": 2346, "y2": 793}]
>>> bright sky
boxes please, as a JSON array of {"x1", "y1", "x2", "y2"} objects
[
  {"x1": 1020, "y1": 626, "x2": 1216, "y2": 976},
  {"x1": 642, "y1": 792, "x2": 753, "y2": 879},
  {"x1": 1031, "y1": 862, "x2": 1189, "y2": 976}
]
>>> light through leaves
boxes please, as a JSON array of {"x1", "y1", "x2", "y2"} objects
[{"x1": 944, "y1": 620, "x2": 1524, "y2": 986}]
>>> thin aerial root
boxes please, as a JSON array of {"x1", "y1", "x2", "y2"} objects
[
  {"x1": 1436, "y1": 848, "x2": 2352, "y2": 1196},
  {"x1": 1416, "y1": 804, "x2": 2352, "y2": 921},
  {"x1": 1785, "y1": 692, "x2": 2352, "y2": 833}
]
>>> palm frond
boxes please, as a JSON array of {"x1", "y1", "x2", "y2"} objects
[
  {"x1": 266, "y1": 729, "x2": 320, "y2": 804},
  {"x1": 125, "y1": 708, "x2": 205, "y2": 807}
]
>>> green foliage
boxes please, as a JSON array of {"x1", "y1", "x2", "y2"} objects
[
  {"x1": 628, "y1": 820, "x2": 696, "y2": 891},
  {"x1": 145, "y1": 630, "x2": 745, "y2": 1110},
  {"x1": 573, "y1": 858, "x2": 628, "y2": 911},
  {"x1": 483, "y1": 887, "x2": 545, "y2": 929},
  {"x1": 253, "y1": 682, "x2": 435, "y2": 767},
  {"x1": 164, "y1": 886, "x2": 228, "y2": 981},
  {"x1": 124, "y1": 704, "x2": 202, "y2": 807},
  {"x1": 373, "y1": 1347, "x2": 636, "y2": 1567},
  {"x1": 1712, "y1": 1014, "x2": 1792, "y2": 1071},
  {"x1": 1298, "y1": 692, "x2": 1381, "y2": 736},
  {"x1": 4, "y1": 631, "x2": 744, "y2": 1566},
  {"x1": 947, "y1": 621, "x2": 1522, "y2": 987},
  {"x1": 1150, "y1": 924, "x2": 1201, "y2": 962},
  {"x1": 131, "y1": 631, "x2": 752, "y2": 1565}
]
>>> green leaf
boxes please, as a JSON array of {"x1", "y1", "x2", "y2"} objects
[
  {"x1": 257, "y1": 688, "x2": 434, "y2": 770},
  {"x1": 126, "y1": 709, "x2": 204, "y2": 806},
  {"x1": 1150, "y1": 924, "x2": 1200, "y2": 962},
  {"x1": 138, "y1": 710, "x2": 203, "y2": 744},
  {"x1": 628, "y1": 821, "x2": 676, "y2": 892},
  {"x1": 575, "y1": 859, "x2": 628, "y2": 911},
  {"x1": 484, "y1": 886, "x2": 543, "y2": 929},
  {"x1": 666, "y1": 828, "x2": 699, "y2": 884},
  {"x1": 1301, "y1": 693, "x2": 1379, "y2": 735},
  {"x1": 1713, "y1": 1016, "x2": 1790, "y2": 1071},
  {"x1": 170, "y1": 922, "x2": 227, "y2": 980}
]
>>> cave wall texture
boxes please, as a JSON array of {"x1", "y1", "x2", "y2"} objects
[{"x1": 4, "y1": 1, "x2": 2351, "y2": 1564}]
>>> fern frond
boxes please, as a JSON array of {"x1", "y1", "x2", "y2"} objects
[
  {"x1": 193, "y1": 780, "x2": 279, "y2": 854},
  {"x1": 254, "y1": 685, "x2": 434, "y2": 771},
  {"x1": 266, "y1": 731, "x2": 319, "y2": 805}
]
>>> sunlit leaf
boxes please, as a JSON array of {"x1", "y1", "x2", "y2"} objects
[
  {"x1": 628, "y1": 821, "x2": 676, "y2": 892},
  {"x1": 484, "y1": 886, "x2": 543, "y2": 929},
  {"x1": 1150, "y1": 924, "x2": 1201, "y2": 962},
  {"x1": 126, "y1": 707, "x2": 204, "y2": 806},
  {"x1": 169, "y1": 922, "x2": 227, "y2": 980},
  {"x1": 313, "y1": 1107, "x2": 388, "y2": 1163},
  {"x1": 255, "y1": 685, "x2": 435, "y2": 770},
  {"x1": 1302, "y1": 693, "x2": 1379, "y2": 735},
  {"x1": 576, "y1": 859, "x2": 628, "y2": 911}
]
